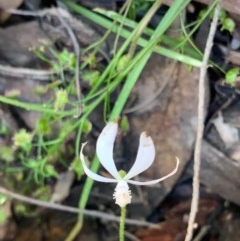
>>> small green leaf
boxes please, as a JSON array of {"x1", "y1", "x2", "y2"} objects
[
  {"x1": 225, "y1": 67, "x2": 239, "y2": 86},
  {"x1": 0, "y1": 194, "x2": 7, "y2": 205},
  {"x1": 52, "y1": 62, "x2": 61, "y2": 71},
  {"x1": 0, "y1": 146, "x2": 14, "y2": 162},
  {"x1": 70, "y1": 157, "x2": 84, "y2": 179},
  {"x1": 34, "y1": 84, "x2": 47, "y2": 95},
  {"x1": 36, "y1": 118, "x2": 51, "y2": 135},
  {"x1": 54, "y1": 89, "x2": 69, "y2": 111},
  {"x1": 82, "y1": 119, "x2": 92, "y2": 134},
  {"x1": 81, "y1": 54, "x2": 97, "y2": 69},
  {"x1": 120, "y1": 116, "x2": 129, "y2": 135},
  {"x1": 13, "y1": 129, "x2": 32, "y2": 152},
  {"x1": 25, "y1": 159, "x2": 39, "y2": 169},
  {"x1": 58, "y1": 49, "x2": 76, "y2": 70},
  {"x1": 82, "y1": 71, "x2": 100, "y2": 86},
  {"x1": 117, "y1": 55, "x2": 131, "y2": 73},
  {"x1": 15, "y1": 203, "x2": 27, "y2": 215},
  {"x1": 59, "y1": 49, "x2": 70, "y2": 64},
  {"x1": 218, "y1": 9, "x2": 227, "y2": 23},
  {"x1": 44, "y1": 164, "x2": 58, "y2": 178},
  {"x1": 0, "y1": 122, "x2": 10, "y2": 135},
  {"x1": 221, "y1": 17, "x2": 235, "y2": 33},
  {"x1": 198, "y1": 9, "x2": 208, "y2": 20},
  {"x1": 0, "y1": 209, "x2": 7, "y2": 224}
]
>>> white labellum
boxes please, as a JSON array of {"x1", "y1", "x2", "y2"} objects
[{"x1": 113, "y1": 180, "x2": 132, "y2": 207}]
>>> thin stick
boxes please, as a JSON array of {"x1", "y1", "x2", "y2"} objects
[
  {"x1": 0, "y1": 64, "x2": 53, "y2": 80},
  {"x1": 5, "y1": 8, "x2": 70, "y2": 18},
  {"x1": 184, "y1": 2, "x2": 221, "y2": 241},
  {"x1": 0, "y1": 186, "x2": 158, "y2": 228}
]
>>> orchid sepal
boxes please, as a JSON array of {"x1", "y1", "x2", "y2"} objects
[
  {"x1": 126, "y1": 158, "x2": 179, "y2": 186},
  {"x1": 80, "y1": 143, "x2": 118, "y2": 183}
]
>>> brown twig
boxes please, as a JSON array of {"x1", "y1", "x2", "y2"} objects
[
  {"x1": 0, "y1": 186, "x2": 158, "y2": 228},
  {"x1": 184, "y1": 2, "x2": 221, "y2": 241},
  {"x1": 0, "y1": 64, "x2": 54, "y2": 80},
  {"x1": 5, "y1": 8, "x2": 69, "y2": 17}
]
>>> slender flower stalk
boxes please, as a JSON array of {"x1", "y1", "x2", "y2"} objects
[{"x1": 119, "y1": 206, "x2": 126, "y2": 241}]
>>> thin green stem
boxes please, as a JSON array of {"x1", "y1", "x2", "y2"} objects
[
  {"x1": 64, "y1": 216, "x2": 83, "y2": 241},
  {"x1": 109, "y1": 52, "x2": 149, "y2": 120},
  {"x1": 128, "y1": 0, "x2": 162, "y2": 57},
  {"x1": 119, "y1": 206, "x2": 126, "y2": 241},
  {"x1": 0, "y1": 95, "x2": 76, "y2": 116},
  {"x1": 112, "y1": 0, "x2": 132, "y2": 55},
  {"x1": 37, "y1": 134, "x2": 43, "y2": 158}
]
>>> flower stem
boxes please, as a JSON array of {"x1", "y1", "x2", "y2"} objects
[
  {"x1": 119, "y1": 206, "x2": 126, "y2": 241},
  {"x1": 64, "y1": 216, "x2": 83, "y2": 241}
]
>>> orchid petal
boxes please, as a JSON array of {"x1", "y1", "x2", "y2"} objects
[
  {"x1": 80, "y1": 143, "x2": 118, "y2": 183},
  {"x1": 96, "y1": 122, "x2": 121, "y2": 179},
  {"x1": 124, "y1": 132, "x2": 155, "y2": 180},
  {"x1": 127, "y1": 158, "x2": 179, "y2": 185}
]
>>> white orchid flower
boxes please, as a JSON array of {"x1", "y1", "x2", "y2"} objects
[{"x1": 80, "y1": 122, "x2": 179, "y2": 207}]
